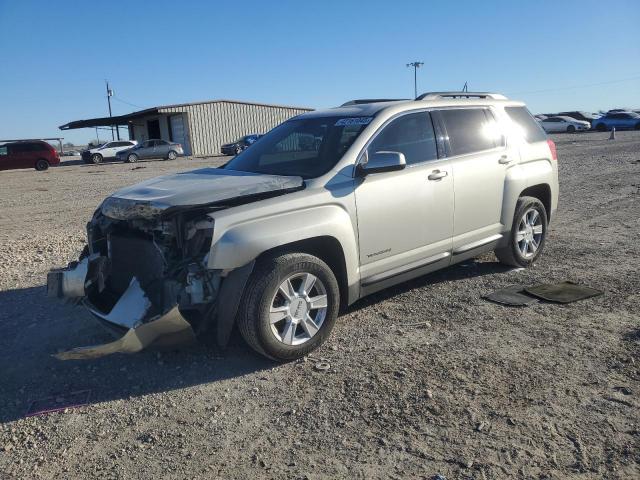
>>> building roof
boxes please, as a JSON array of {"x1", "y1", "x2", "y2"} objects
[{"x1": 59, "y1": 99, "x2": 313, "y2": 130}]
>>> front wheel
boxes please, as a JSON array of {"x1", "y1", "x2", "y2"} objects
[
  {"x1": 235, "y1": 146, "x2": 243, "y2": 155},
  {"x1": 127, "y1": 153, "x2": 138, "y2": 163},
  {"x1": 495, "y1": 196, "x2": 548, "y2": 268},
  {"x1": 237, "y1": 253, "x2": 340, "y2": 361},
  {"x1": 567, "y1": 125, "x2": 576, "y2": 133},
  {"x1": 595, "y1": 123, "x2": 607, "y2": 132},
  {"x1": 91, "y1": 153, "x2": 103, "y2": 164}
]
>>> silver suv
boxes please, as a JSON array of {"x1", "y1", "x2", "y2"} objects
[{"x1": 48, "y1": 92, "x2": 559, "y2": 361}]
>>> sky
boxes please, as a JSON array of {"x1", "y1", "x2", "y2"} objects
[{"x1": 0, "y1": 0, "x2": 639, "y2": 145}]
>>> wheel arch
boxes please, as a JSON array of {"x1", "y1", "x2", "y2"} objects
[
  {"x1": 520, "y1": 183, "x2": 552, "y2": 221},
  {"x1": 257, "y1": 236, "x2": 350, "y2": 310}
]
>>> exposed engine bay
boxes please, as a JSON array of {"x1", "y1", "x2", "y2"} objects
[{"x1": 47, "y1": 168, "x2": 304, "y2": 358}]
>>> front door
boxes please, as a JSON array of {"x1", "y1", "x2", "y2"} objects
[
  {"x1": 354, "y1": 111, "x2": 454, "y2": 288},
  {"x1": 436, "y1": 107, "x2": 513, "y2": 252}
]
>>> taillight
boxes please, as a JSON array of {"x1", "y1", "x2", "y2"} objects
[{"x1": 547, "y1": 139, "x2": 557, "y2": 161}]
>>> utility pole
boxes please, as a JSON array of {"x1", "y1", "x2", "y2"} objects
[
  {"x1": 105, "y1": 80, "x2": 119, "y2": 140},
  {"x1": 406, "y1": 61, "x2": 424, "y2": 98}
]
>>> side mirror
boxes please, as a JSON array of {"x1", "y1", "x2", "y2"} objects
[{"x1": 357, "y1": 151, "x2": 406, "y2": 176}]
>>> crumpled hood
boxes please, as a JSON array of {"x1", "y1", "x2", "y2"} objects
[{"x1": 100, "y1": 168, "x2": 304, "y2": 220}]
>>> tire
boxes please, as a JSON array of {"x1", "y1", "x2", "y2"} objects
[
  {"x1": 237, "y1": 252, "x2": 340, "y2": 361},
  {"x1": 127, "y1": 153, "x2": 138, "y2": 163},
  {"x1": 635, "y1": 123, "x2": 640, "y2": 131},
  {"x1": 595, "y1": 123, "x2": 607, "y2": 132},
  {"x1": 167, "y1": 150, "x2": 177, "y2": 160},
  {"x1": 91, "y1": 153, "x2": 103, "y2": 164},
  {"x1": 235, "y1": 146, "x2": 243, "y2": 155},
  {"x1": 35, "y1": 159, "x2": 49, "y2": 171},
  {"x1": 495, "y1": 196, "x2": 548, "y2": 268},
  {"x1": 567, "y1": 125, "x2": 575, "y2": 133}
]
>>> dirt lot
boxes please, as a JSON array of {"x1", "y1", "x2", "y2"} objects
[{"x1": 0, "y1": 132, "x2": 638, "y2": 479}]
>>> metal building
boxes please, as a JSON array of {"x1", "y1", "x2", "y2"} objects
[{"x1": 59, "y1": 99, "x2": 312, "y2": 156}]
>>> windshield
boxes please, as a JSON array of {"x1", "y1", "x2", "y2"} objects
[{"x1": 224, "y1": 116, "x2": 371, "y2": 178}]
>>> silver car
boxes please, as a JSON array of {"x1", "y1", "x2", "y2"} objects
[
  {"x1": 49, "y1": 92, "x2": 559, "y2": 361},
  {"x1": 116, "y1": 139, "x2": 184, "y2": 163}
]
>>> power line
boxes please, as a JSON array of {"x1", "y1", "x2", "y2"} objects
[
  {"x1": 112, "y1": 96, "x2": 145, "y2": 109},
  {"x1": 509, "y1": 75, "x2": 640, "y2": 95}
]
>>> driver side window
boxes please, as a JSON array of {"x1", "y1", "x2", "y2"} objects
[{"x1": 368, "y1": 112, "x2": 438, "y2": 165}]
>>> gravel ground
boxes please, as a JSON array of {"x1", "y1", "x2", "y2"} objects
[{"x1": 0, "y1": 132, "x2": 638, "y2": 479}]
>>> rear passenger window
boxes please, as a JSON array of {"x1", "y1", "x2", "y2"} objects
[
  {"x1": 440, "y1": 108, "x2": 500, "y2": 156},
  {"x1": 368, "y1": 112, "x2": 438, "y2": 165},
  {"x1": 504, "y1": 106, "x2": 548, "y2": 143}
]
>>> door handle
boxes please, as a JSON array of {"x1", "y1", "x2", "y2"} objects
[
  {"x1": 428, "y1": 170, "x2": 448, "y2": 181},
  {"x1": 498, "y1": 155, "x2": 512, "y2": 164}
]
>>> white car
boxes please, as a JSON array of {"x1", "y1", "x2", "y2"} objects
[
  {"x1": 538, "y1": 116, "x2": 590, "y2": 133},
  {"x1": 82, "y1": 140, "x2": 138, "y2": 164}
]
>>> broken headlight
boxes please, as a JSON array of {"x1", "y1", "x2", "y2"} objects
[{"x1": 100, "y1": 196, "x2": 167, "y2": 221}]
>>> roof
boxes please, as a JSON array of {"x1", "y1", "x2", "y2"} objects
[
  {"x1": 299, "y1": 92, "x2": 524, "y2": 120},
  {"x1": 59, "y1": 99, "x2": 313, "y2": 130}
]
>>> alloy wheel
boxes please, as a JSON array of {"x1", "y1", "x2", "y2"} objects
[
  {"x1": 269, "y1": 272, "x2": 328, "y2": 346},
  {"x1": 516, "y1": 208, "x2": 543, "y2": 258}
]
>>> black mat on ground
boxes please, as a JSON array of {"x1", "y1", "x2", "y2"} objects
[
  {"x1": 483, "y1": 285, "x2": 539, "y2": 306},
  {"x1": 524, "y1": 281, "x2": 603, "y2": 304}
]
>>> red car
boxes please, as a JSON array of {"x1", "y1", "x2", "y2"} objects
[{"x1": 0, "y1": 141, "x2": 61, "y2": 171}]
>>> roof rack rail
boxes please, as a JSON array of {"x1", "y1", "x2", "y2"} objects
[
  {"x1": 340, "y1": 98, "x2": 407, "y2": 107},
  {"x1": 415, "y1": 91, "x2": 508, "y2": 101}
]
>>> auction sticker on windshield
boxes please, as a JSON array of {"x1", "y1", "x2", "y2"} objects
[{"x1": 335, "y1": 117, "x2": 373, "y2": 126}]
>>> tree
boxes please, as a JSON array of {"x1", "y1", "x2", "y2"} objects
[{"x1": 63, "y1": 142, "x2": 75, "y2": 148}]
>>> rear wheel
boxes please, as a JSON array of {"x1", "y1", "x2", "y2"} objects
[
  {"x1": 127, "y1": 153, "x2": 138, "y2": 163},
  {"x1": 567, "y1": 125, "x2": 575, "y2": 133},
  {"x1": 495, "y1": 196, "x2": 548, "y2": 268},
  {"x1": 91, "y1": 153, "x2": 103, "y2": 164},
  {"x1": 235, "y1": 145, "x2": 243, "y2": 155},
  {"x1": 167, "y1": 150, "x2": 177, "y2": 160},
  {"x1": 35, "y1": 159, "x2": 50, "y2": 171},
  {"x1": 595, "y1": 123, "x2": 607, "y2": 132},
  {"x1": 237, "y1": 252, "x2": 340, "y2": 361}
]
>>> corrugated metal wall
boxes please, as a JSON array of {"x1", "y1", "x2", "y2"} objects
[{"x1": 160, "y1": 101, "x2": 311, "y2": 156}]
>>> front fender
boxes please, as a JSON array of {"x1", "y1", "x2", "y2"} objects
[{"x1": 208, "y1": 204, "x2": 360, "y2": 292}]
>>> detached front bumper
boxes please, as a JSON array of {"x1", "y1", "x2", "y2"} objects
[{"x1": 47, "y1": 254, "x2": 196, "y2": 358}]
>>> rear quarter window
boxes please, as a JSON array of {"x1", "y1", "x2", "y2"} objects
[{"x1": 505, "y1": 106, "x2": 548, "y2": 143}]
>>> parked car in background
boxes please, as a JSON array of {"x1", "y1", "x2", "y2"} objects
[
  {"x1": 115, "y1": 139, "x2": 184, "y2": 163},
  {"x1": 0, "y1": 141, "x2": 60, "y2": 171},
  {"x1": 556, "y1": 111, "x2": 600, "y2": 125},
  {"x1": 592, "y1": 112, "x2": 640, "y2": 131},
  {"x1": 538, "y1": 116, "x2": 591, "y2": 133},
  {"x1": 221, "y1": 134, "x2": 263, "y2": 155},
  {"x1": 82, "y1": 140, "x2": 138, "y2": 164},
  {"x1": 62, "y1": 150, "x2": 81, "y2": 157}
]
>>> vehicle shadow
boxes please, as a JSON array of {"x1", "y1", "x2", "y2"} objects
[
  {"x1": 0, "y1": 258, "x2": 510, "y2": 424},
  {"x1": 347, "y1": 257, "x2": 513, "y2": 312},
  {"x1": 0, "y1": 285, "x2": 273, "y2": 424}
]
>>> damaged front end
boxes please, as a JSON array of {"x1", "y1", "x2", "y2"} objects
[
  {"x1": 47, "y1": 169, "x2": 303, "y2": 359},
  {"x1": 48, "y1": 203, "x2": 221, "y2": 358}
]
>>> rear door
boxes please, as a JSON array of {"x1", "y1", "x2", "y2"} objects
[
  {"x1": 155, "y1": 140, "x2": 170, "y2": 158},
  {"x1": 435, "y1": 107, "x2": 513, "y2": 254}
]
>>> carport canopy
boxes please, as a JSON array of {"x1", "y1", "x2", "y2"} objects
[{"x1": 59, "y1": 107, "x2": 161, "y2": 130}]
